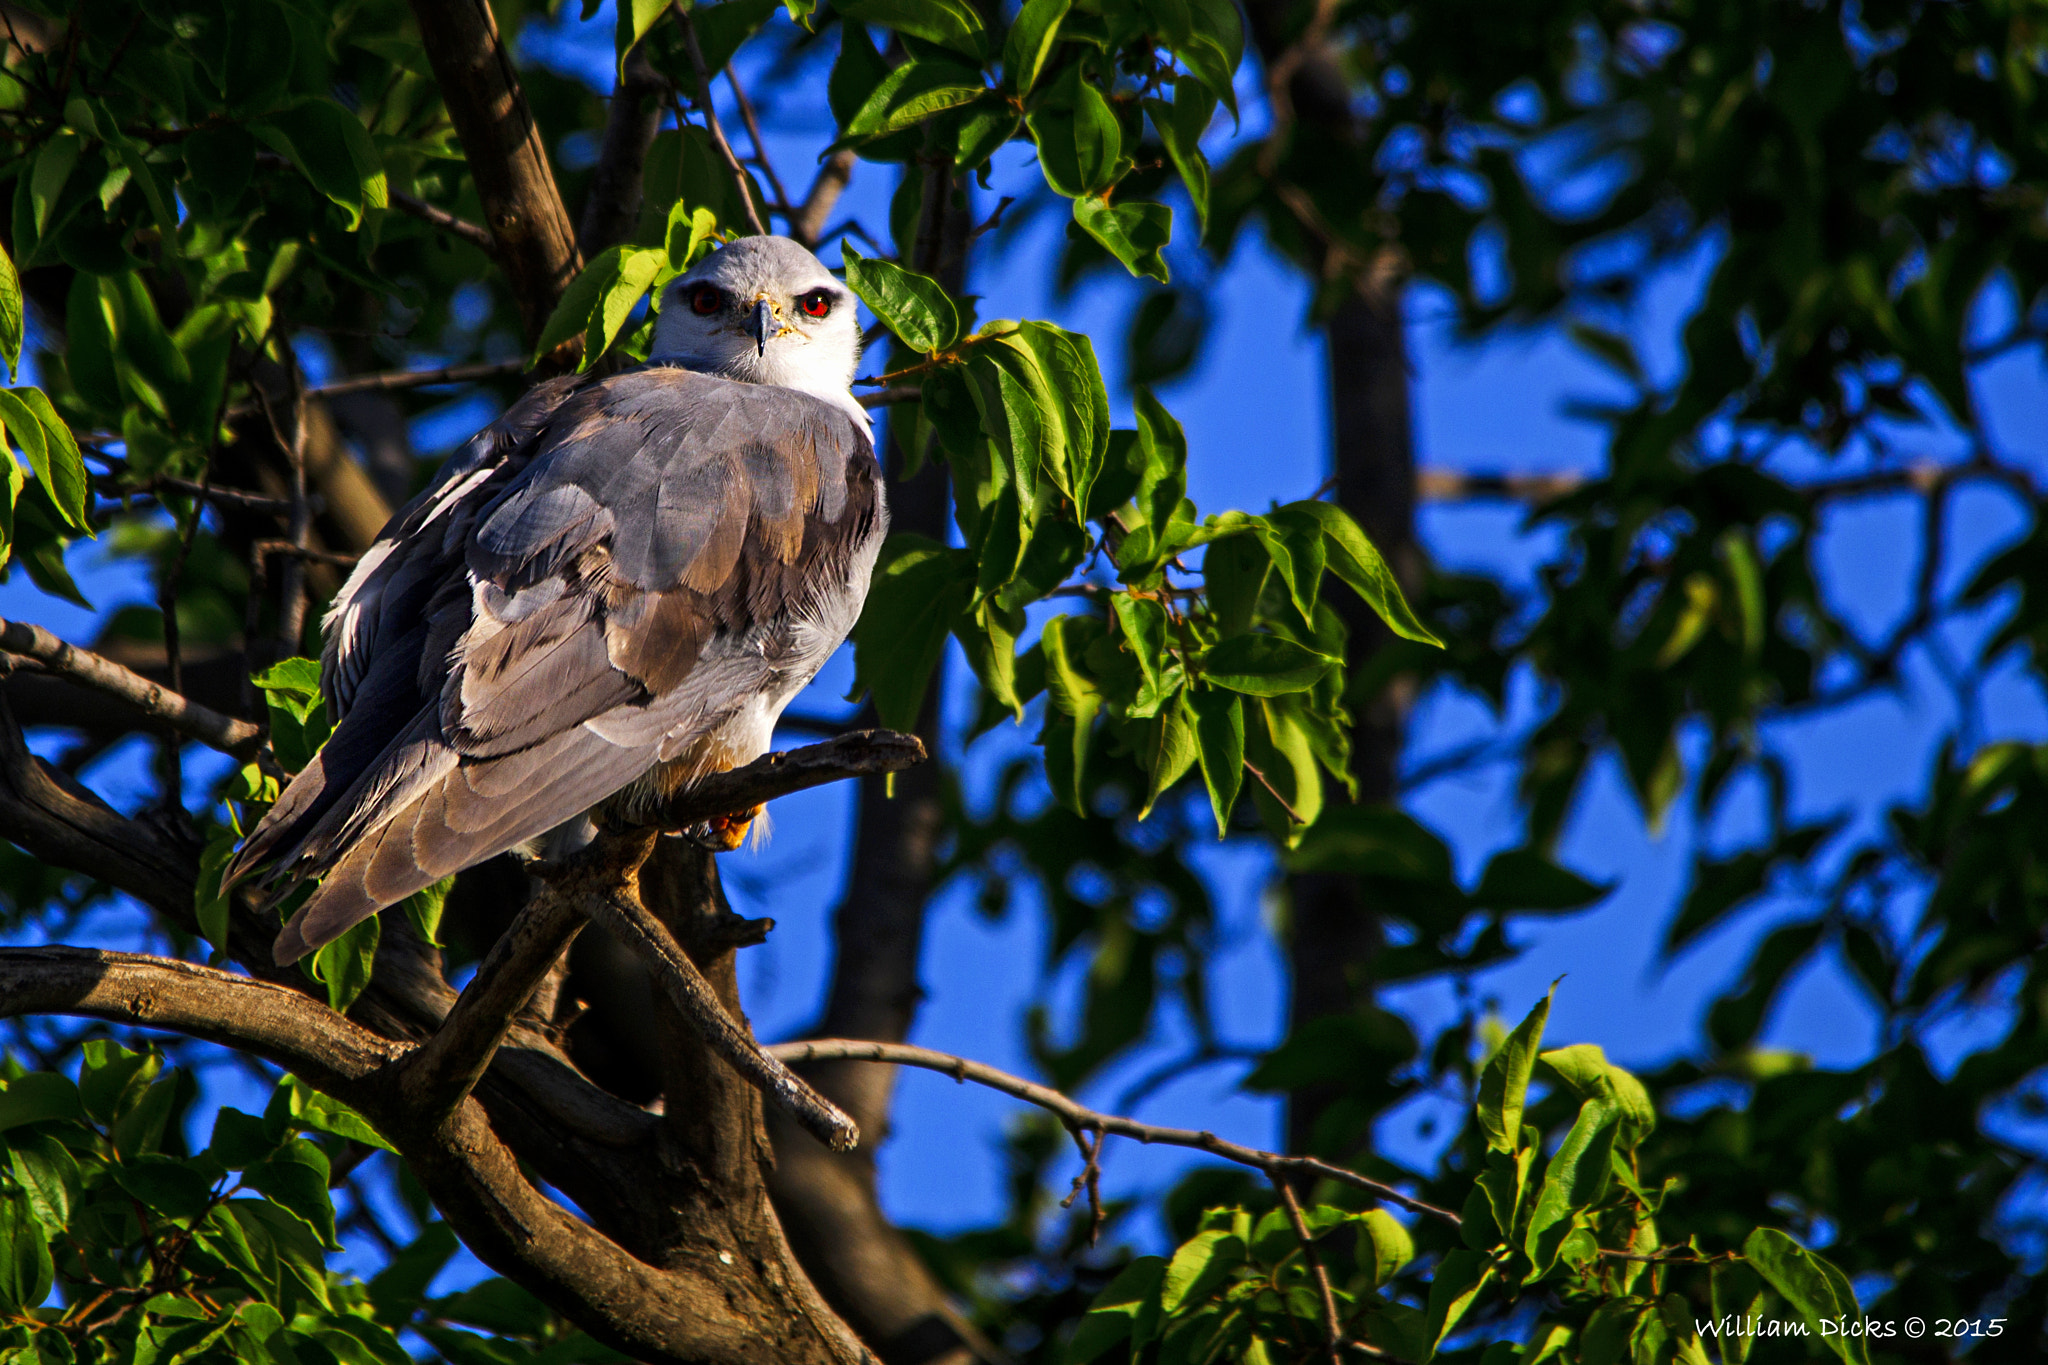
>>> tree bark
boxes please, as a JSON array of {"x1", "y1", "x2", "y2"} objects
[
  {"x1": 1240, "y1": 0, "x2": 1425, "y2": 1155},
  {"x1": 765, "y1": 165, "x2": 1000, "y2": 1365},
  {"x1": 406, "y1": 0, "x2": 583, "y2": 344}
]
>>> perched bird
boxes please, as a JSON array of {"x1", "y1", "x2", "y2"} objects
[{"x1": 225, "y1": 235, "x2": 886, "y2": 966}]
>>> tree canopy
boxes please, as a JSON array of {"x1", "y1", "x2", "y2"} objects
[{"x1": 0, "y1": 1, "x2": 2041, "y2": 1363}]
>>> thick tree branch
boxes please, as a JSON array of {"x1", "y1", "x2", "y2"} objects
[
  {"x1": 406, "y1": 0, "x2": 583, "y2": 345},
  {"x1": 788, "y1": 149, "x2": 855, "y2": 250},
  {"x1": 0, "y1": 619, "x2": 262, "y2": 757},
  {"x1": 768, "y1": 1040, "x2": 1462, "y2": 1226},
  {"x1": 0, "y1": 946, "x2": 873, "y2": 1365},
  {"x1": 579, "y1": 48, "x2": 668, "y2": 255}
]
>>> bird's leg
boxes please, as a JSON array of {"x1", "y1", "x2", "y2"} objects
[{"x1": 683, "y1": 804, "x2": 764, "y2": 851}]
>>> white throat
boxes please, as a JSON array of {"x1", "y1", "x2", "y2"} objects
[{"x1": 654, "y1": 333, "x2": 870, "y2": 439}]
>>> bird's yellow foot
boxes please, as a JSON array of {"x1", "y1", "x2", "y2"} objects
[{"x1": 684, "y1": 805, "x2": 763, "y2": 851}]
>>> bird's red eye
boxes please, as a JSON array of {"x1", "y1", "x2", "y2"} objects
[
  {"x1": 798, "y1": 289, "x2": 833, "y2": 319},
  {"x1": 690, "y1": 285, "x2": 724, "y2": 316}
]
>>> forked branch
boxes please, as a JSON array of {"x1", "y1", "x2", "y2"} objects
[{"x1": 397, "y1": 732, "x2": 926, "y2": 1148}]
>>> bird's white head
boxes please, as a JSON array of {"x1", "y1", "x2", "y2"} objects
[{"x1": 650, "y1": 234, "x2": 865, "y2": 426}]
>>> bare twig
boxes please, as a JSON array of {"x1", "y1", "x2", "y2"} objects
[
  {"x1": 722, "y1": 60, "x2": 788, "y2": 213},
  {"x1": 1274, "y1": 1176, "x2": 1345, "y2": 1364},
  {"x1": 1058, "y1": 1126, "x2": 1107, "y2": 1245},
  {"x1": 856, "y1": 386, "x2": 921, "y2": 409},
  {"x1": 765, "y1": 1040, "x2": 1461, "y2": 1225},
  {"x1": 251, "y1": 540, "x2": 359, "y2": 570},
  {"x1": 672, "y1": 5, "x2": 766, "y2": 235},
  {"x1": 391, "y1": 189, "x2": 497, "y2": 254},
  {"x1": 307, "y1": 358, "x2": 528, "y2": 401},
  {"x1": 99, "y1": 475, "x2": 298, "y2": 517},
  {"x1": 586, "y1": 881, "x2": 858, "y2": 1151},
  {"x1": 0, "y1": 619, "x2": 263, "y2": 757}
]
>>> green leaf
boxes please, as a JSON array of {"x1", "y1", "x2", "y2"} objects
[
  {"x1": 1190, "y1": 687, "x2": 1243, "y2": 835},
  {"x1": 9, "y1": 387, "x2": 88, "y2": 533},
  {"x1": 251, "y1": 657, "x2": 324, "y2": 716},
  {"x1": 1139, "y1": 695, "x2": 1199, "y2": 818},
  {"x1": 243, "y1": 1139, "x2": 337, "y2": 1250},
  {"x1": 0, "y1": 1072, "x2": 83, "y2": 1131},
  {"x1": 369, "y1": 1222, "x2": 460, "y2": 1323},
  {"x1": 1199, "y1": 634, "x2": 1337, "y2": 695},
  {"x1": 1065, "y1": 1255, "x2": 1165, "y2": 1362},
  {"x1": 1160, "y1": 1228, "x2": 1244, "y2": 1312},
  {"x1": 1288, "y1": 501, "x2": 1441, "y2": 645},
  {"x1": 1069, "y1": 82, "x2": 1124, "y2": 195},
  {"x1": 1356, "y1": 1209, "x2": 1413, "y2": 1287},
  {"x1": 0, "y1": 1191, "x2": 54, "y2": 1313},
  {"x1": 208, "y1": 1107, "x2": 284, "y2": 1169},
  {"x1": 436, "y1": 1277, "x2": 555, "y2": 1337},
  {"x1": 662, "y1": 202, "x2": 721, "y2": 272},
  {"x1": 283, "y1": 1075, "x2": 394, "y2": 1153},
  {"x1": 1152, "y1": 82, "x2": 1216, "y2": 228},
  {"x1": 0, "y1": 241, "x2": 19, "y2": 378},
  {"x1": 402, "y1": 877, "x2": 454, "y2": 950},
  {"x1": 112, "y1": 1155, "x2": 216, "y2": 1221},
  {"x1": 1072, "y1": 197, "x2": 1172, "y2": 283},
  {"x1": 533, "y1": 246, "x2": 627, "y2": 366},
  {"x1": 591, "y1": 247, "x2": 666, "y2": 362},
  {"x1": 28, "y1": 134, "x2": 80, "y2": 240},
  {"x1": 1522, "y1": 1099, "x2": 1620, "y2": 1280},
  {"x1": 843, "y1": 59, "x2": 986, "y2": 139},
  {"x1": 196, "y1": 830, "x2": 237, "y2": 953},
  {"x1": 836, "y1": 0, "x2": 991, "y2": 59},
  {"x1": 255, "y1": 99, "x2": 388, "y2": 228},
  {"x1": 80, "y1": 1038, "x2": 158, "y2": 1124},
  {"x1": 1538, "y1": 1045, "x2": 1657, "y2": 1143},
  {"x1": 1471, "y1": 848, "x2": 1611, "y2": 913},
  {"x1": 841, "y1": 245, "x2": 958, "y2": 353},
  {"x1": 849, "y1": 535, "x2": 973, "y2": 732},
  {"x1": 1709, "y1": 1263, "x2": 1765, "y2": 1365},
  {"x1": 1742, "y1": 1230, "x2": 1870, "y2": 1365},
  {"x1": 1422, "y1": 1249, "x2": 1492, "y2": 1356},
  {"x1": 307, "y1": 914, "x2": 379, "y2": 1013},
  {"x1": 7, "y1": 1131, "x2": 78, "y2": 1234},
  {"x1": 1003, "y1": 0, "x2": 1070, "y2": 93},
  {"x1": 1476, "y1": 984, "x2": 1554, "y2": 1153},
  {"x1": 615, "y1": 0, "x2": 669, "y2": 77}
]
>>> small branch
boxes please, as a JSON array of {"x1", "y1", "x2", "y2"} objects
[
  {"x1": 672, "y1": 4, "x2": 766, "y2": 235},
  {"x1": 97, "y1": 475, "x2": 299, "y2": 517},
  {"x1": 614, "y1": 730, "x2": 927, "y2": 832},
  {"x1": 788, "y1": 148, "x2": 854, "y2": 250},
  {"x1": 722, "y1": 61, "x2": 788, "y2": 214},
  {"x1": 856, "y1": 386, "x2": 920, "y2": 410},
  {"x1": 584, "y1": 882, "x2": 858, "y2": 1151},
  {"x1": 397, "y1": 877, "x2": 592, "y2": 1131},
  {"x1": 0, "y1": 619, "x2": 263, "y2": 757},
  {"x1": 307, "y1": 358, "x2": 528, "y2": 401},
  {"x1": 1274, "y1": 1176, "x2": 1345, "y2": 1364},
  {"x1": 766, "y1": 1040, "x2": 1461, "y2": 1225},
  {"x1": 252, "y1": 539, "x2": 359, "y2": 570},
  {"x1": 391, "y1": 189, "x2": 498, "y2": 254}
]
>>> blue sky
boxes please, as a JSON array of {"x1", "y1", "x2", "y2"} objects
[{"x1": 3, "y1": 1, "x2": 2044, "y2": 1281}]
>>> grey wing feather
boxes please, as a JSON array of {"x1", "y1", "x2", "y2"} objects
[{"x1": 233, "y1": 366, "x2": 883, "y2": 965}]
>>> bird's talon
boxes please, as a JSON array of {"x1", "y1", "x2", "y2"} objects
[{"x1": 684, "y1": 806, "x2": 761, "y2": 851}]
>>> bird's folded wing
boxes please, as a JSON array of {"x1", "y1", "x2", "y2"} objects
[{"x1": 232, "y1": 366, "x2": 881, "y2": 963}]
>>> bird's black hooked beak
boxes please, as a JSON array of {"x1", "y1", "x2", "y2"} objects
[{"x1": 749, "y1": 298, "x2": 774, "y2": 357}]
